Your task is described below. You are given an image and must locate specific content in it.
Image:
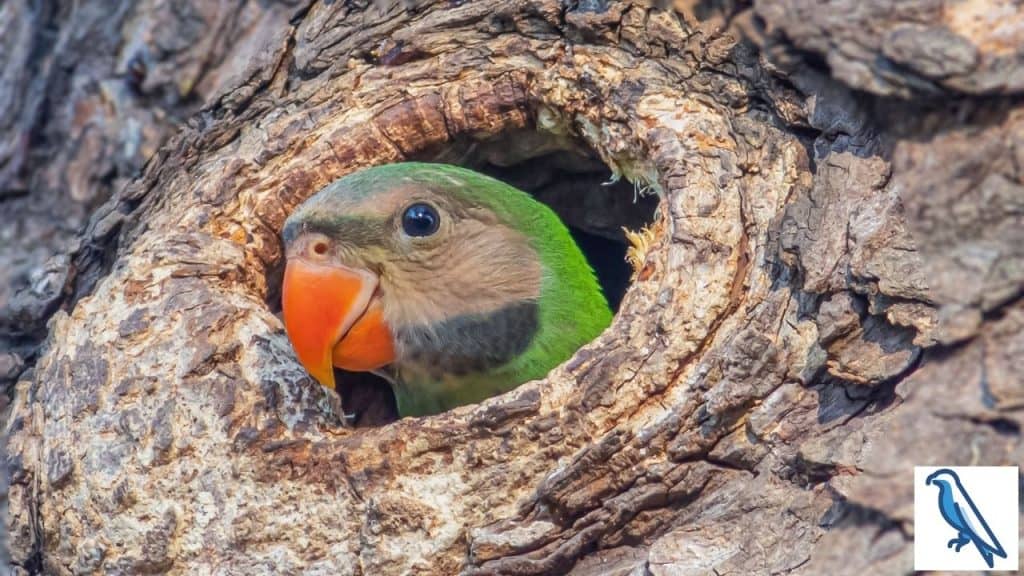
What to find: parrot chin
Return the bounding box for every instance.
[282,258,396,389]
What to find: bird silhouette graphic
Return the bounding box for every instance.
[925,468,1008,568]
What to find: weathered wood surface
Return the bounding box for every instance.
[3,0,1022,574]
[0,0,301,369]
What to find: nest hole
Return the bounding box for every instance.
[274,130,659,427]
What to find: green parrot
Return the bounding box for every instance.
[281,162,611,417]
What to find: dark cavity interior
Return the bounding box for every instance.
[275,130,658,427]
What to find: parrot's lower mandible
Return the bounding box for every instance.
[281,162,612,417]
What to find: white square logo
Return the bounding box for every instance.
[914,466,1019,571]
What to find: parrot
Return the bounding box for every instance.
[280,162,612,417]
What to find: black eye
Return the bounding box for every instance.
[401,203,440,237]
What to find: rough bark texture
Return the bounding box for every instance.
[3,0,1023,574]
[0,0,302,375]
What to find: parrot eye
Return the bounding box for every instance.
[401,203,440,237]
[301,234,332,258]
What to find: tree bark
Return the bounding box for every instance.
[3,1,1022,575]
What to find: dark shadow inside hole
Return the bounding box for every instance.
[335,369,398,427]
[271,133,658,427]
[568,228,631,311]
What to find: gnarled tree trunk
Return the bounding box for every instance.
[3,1,1022,574]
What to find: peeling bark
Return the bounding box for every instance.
[3,0,1022,575]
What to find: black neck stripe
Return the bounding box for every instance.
[396,300,540,377]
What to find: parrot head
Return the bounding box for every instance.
[281,163,581,401]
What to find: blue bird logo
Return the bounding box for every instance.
[925,468,1008,568]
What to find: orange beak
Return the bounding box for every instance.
[282,259,396,389]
